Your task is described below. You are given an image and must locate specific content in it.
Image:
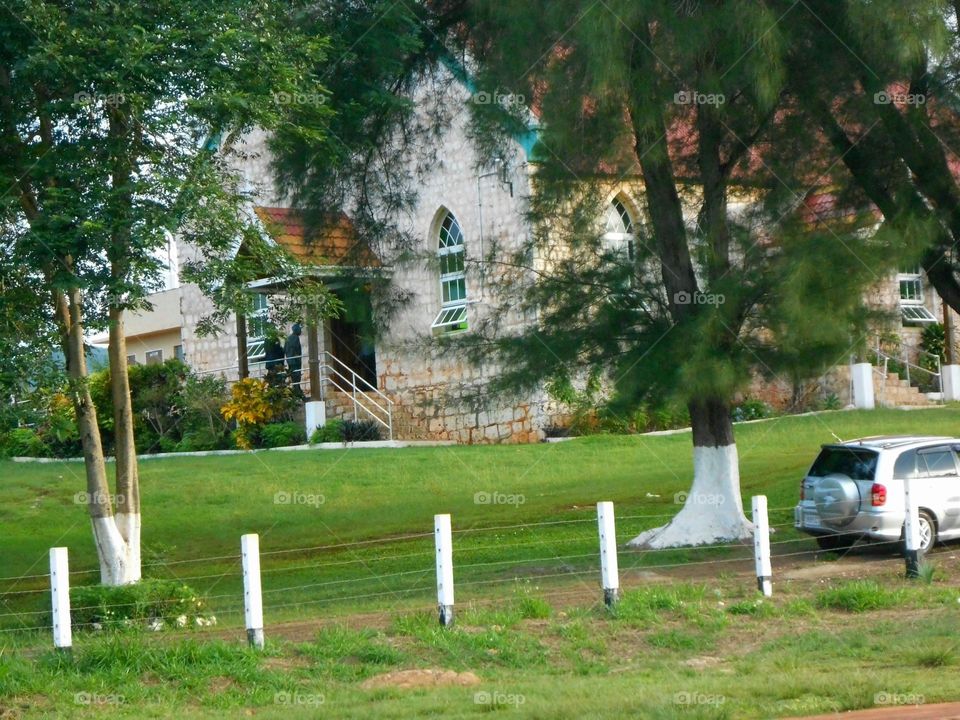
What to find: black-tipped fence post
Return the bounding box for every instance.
[903,479,921,579]
[596,501,620,607]
[241,534,265,648]
[434,514,455,627]
[752,496,773,597]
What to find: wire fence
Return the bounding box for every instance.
[0,499,916,649]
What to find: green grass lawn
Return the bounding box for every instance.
[4,407,960,718]
[4,407,960,632]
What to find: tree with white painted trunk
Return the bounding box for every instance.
[0,1,331,582]
[443,0,884,547]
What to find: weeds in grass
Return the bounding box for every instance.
[914,644,956,668]
[726,598,774,617]
[613,584,707,622]
[816,581,907,613]
[917,562,938,584]
[300,626,405,680]
[518,595,552,620]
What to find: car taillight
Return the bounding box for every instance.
[871,483,887,507]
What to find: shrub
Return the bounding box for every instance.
[342,419,382,442]
[731,399,772,422]
[176,374,231,448]
[174,426,230,453]
[38,393,81,457]
[68,580,211,630]
[0,428,46,457]
[221,378,298,449]
[260,421,307,448]
[310,419,345,444]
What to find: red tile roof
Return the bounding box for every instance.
[253,207,380,268]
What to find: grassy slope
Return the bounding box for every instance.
[3,408,960,627]
[4,408,960,718]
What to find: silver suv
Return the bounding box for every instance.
[795,436,960,554]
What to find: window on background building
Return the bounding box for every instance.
[431,211,469,334]
[897,266,936,323]
[145,350,163,365]
[174,345,184,362]
[247,294,270,359]
[603,197,637,288]
[126,353,137,365]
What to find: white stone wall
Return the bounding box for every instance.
[371,75,550,443]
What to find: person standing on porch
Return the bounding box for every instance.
[285,323,303,390]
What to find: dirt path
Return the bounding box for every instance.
[791,702,960,719]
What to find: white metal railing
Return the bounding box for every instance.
[196,349,393,440]
[318,351,393,440]
[871,339,943,402]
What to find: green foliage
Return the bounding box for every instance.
[259,421,307,448]
[127,360,190,453]
[921,323,946,362]
[68,580,208,629]
[0,428,46,458]
[518,595,552,620]
[726,598,775,617]
[731,399,773,423]
[816,581,906,613]
[819,394,842,411]
[613,585,707,622]
[221,378,299,450]
[341,419,382,442]
[87,360,232,455]
[310,419,345,444]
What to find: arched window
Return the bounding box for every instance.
[604,197,636,261]
[431,211,469,333]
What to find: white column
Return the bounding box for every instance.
[49,547,72,651]
[241,534,265,648]
[305,401,326,440]
[942,365,960,401]
[903,478,921,579]
[751,496,772,597]
[596,502,620,606]
[434,514,454,627]
[851,362,875,409]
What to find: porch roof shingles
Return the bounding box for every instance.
[254,206,381,269]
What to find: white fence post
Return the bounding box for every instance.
[49,547,72,651]
[241,534,265,648]
[434,514,454,627]
[596,501,620,606]
[751,496,772,597]
[903,478,921,579]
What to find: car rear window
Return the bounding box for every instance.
[808,447,878,481]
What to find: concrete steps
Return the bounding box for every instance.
[323,390,432,441]
[875,372,930,407]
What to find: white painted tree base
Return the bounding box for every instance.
[93,515,141,585]
[627,444,753,549]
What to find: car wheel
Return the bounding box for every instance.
[816,533,858,552]
[900,510,937,556]
[916,510,937,555]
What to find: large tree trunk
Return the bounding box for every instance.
[108,305,141,582]
[628,398,753,548]
[64,288,133,584]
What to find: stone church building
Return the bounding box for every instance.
[119,70,954,443]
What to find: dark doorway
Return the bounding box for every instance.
[328,288,377,388]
